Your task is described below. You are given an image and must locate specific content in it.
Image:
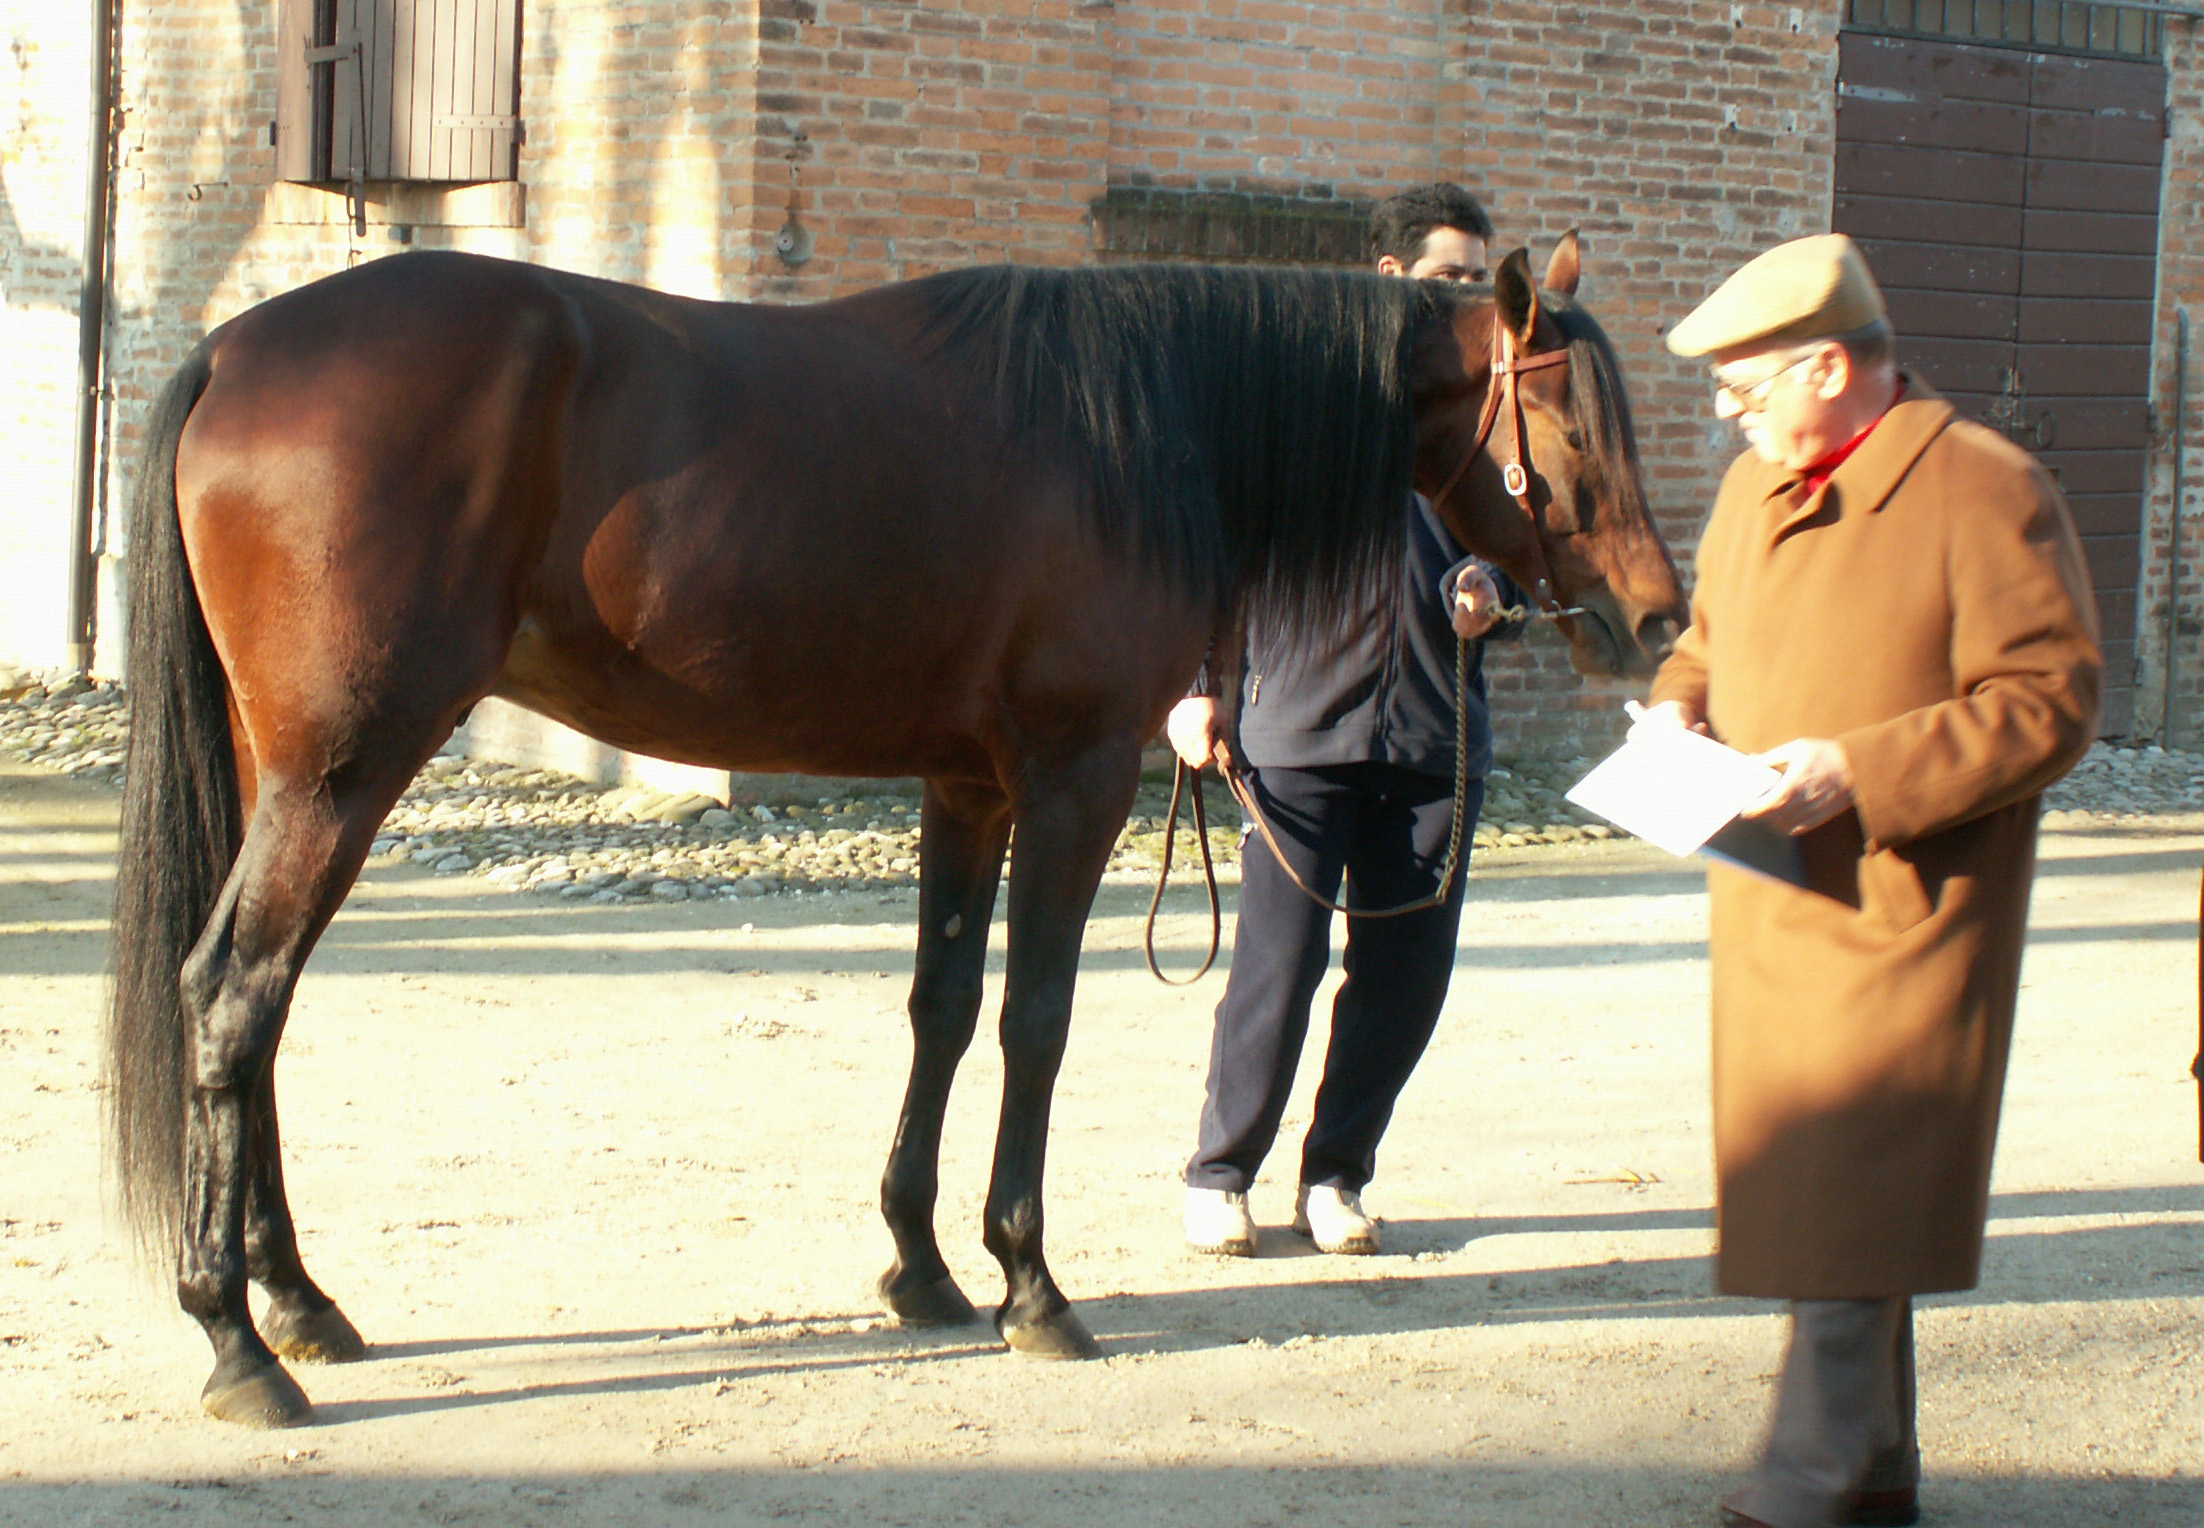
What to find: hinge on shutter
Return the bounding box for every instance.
[303,32,359,66]
[303,28,369,234]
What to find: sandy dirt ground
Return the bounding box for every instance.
[0,756,2199,1527]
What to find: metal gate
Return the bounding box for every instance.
[1833,26,2167,735]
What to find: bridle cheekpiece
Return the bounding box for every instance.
[1430,318,1581,621]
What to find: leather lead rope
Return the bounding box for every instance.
[1220,629,1473,920]
[1141,631,1470,985]
[1143,758,1222,984]
[1142,630,1470,981]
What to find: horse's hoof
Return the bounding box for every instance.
[879,1270,981,1327]
[201,1364,313,1428]
[998,1306,1101,1360]
[262,1301,368,1364]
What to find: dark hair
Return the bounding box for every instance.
[1369,183,1495,265]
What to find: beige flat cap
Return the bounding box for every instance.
[1664,233,1887,357]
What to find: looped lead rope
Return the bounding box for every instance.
[1143,756,1221,984]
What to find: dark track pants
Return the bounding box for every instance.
[1185,761,1482,1194]
[1726,1297,1920,1528]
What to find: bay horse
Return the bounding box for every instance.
[108,238,1686,1426]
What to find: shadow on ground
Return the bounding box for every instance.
[3,1459,2196,1528]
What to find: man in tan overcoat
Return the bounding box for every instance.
[1642,234,2101,1528]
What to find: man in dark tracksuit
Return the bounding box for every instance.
[1170,183,1519,1256]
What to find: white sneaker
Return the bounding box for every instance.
[1293,1183,1379,1255]
[1184,1187,1258,1257]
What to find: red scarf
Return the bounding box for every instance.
[1798,380,1906,498]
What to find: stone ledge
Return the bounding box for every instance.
[1090,186,1368,267]
[263,180,526,229]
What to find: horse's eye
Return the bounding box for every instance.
[1565,429,1586,452]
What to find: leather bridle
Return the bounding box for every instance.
[1429,318,1579,620]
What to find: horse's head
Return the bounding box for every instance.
[1410,235,1688,680]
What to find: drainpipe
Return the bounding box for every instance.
[2166,310,2189,745]
[67,0,119,678]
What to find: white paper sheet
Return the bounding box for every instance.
[1564,722,1782,858]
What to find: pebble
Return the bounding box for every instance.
[3,683,2195,902]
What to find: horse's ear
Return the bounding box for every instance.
[1543,229,1582,297]
[1495,247,1540,344]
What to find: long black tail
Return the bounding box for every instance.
[106,339,236,1260]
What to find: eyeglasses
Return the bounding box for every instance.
[1711,352,1820,411]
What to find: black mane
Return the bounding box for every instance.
[1544,294,1650,540]
[917,263,1457,638]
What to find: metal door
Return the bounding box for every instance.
[1834,29,2165,735]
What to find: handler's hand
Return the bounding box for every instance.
[1166,697,1228,772]
[1626,699,1709,738]
[1450,564,1504,639]
[1742,737,1855,835]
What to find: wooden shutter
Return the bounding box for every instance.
[275,0,333,181]
[285,0,521,184]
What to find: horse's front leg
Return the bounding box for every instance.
[986,740,1143,1359]
[878,778,1012,1326]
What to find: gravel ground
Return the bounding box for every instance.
[2,753,2199,1527]
[1,679,2195,905]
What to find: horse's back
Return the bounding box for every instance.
[169,252,1203,785]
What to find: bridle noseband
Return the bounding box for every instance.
[1429,319,1582,621]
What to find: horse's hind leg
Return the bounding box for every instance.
[247,1069,367,1363]
[179,771,410,1425]
[207,736,361,1360]
[878,779,1012,1326]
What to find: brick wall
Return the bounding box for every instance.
[1443,1,1844,758]
[2,0,2193,758]
[1106,1,1452,193]
[745,0,1114,298]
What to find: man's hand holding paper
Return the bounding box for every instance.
[1566,708,1781,859]
[1626,703,1854,839]
[1739,736,1855,836]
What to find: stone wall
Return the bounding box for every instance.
[1,0,2194,778]
[2145,21,2204,746]
[0,3,97,675]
